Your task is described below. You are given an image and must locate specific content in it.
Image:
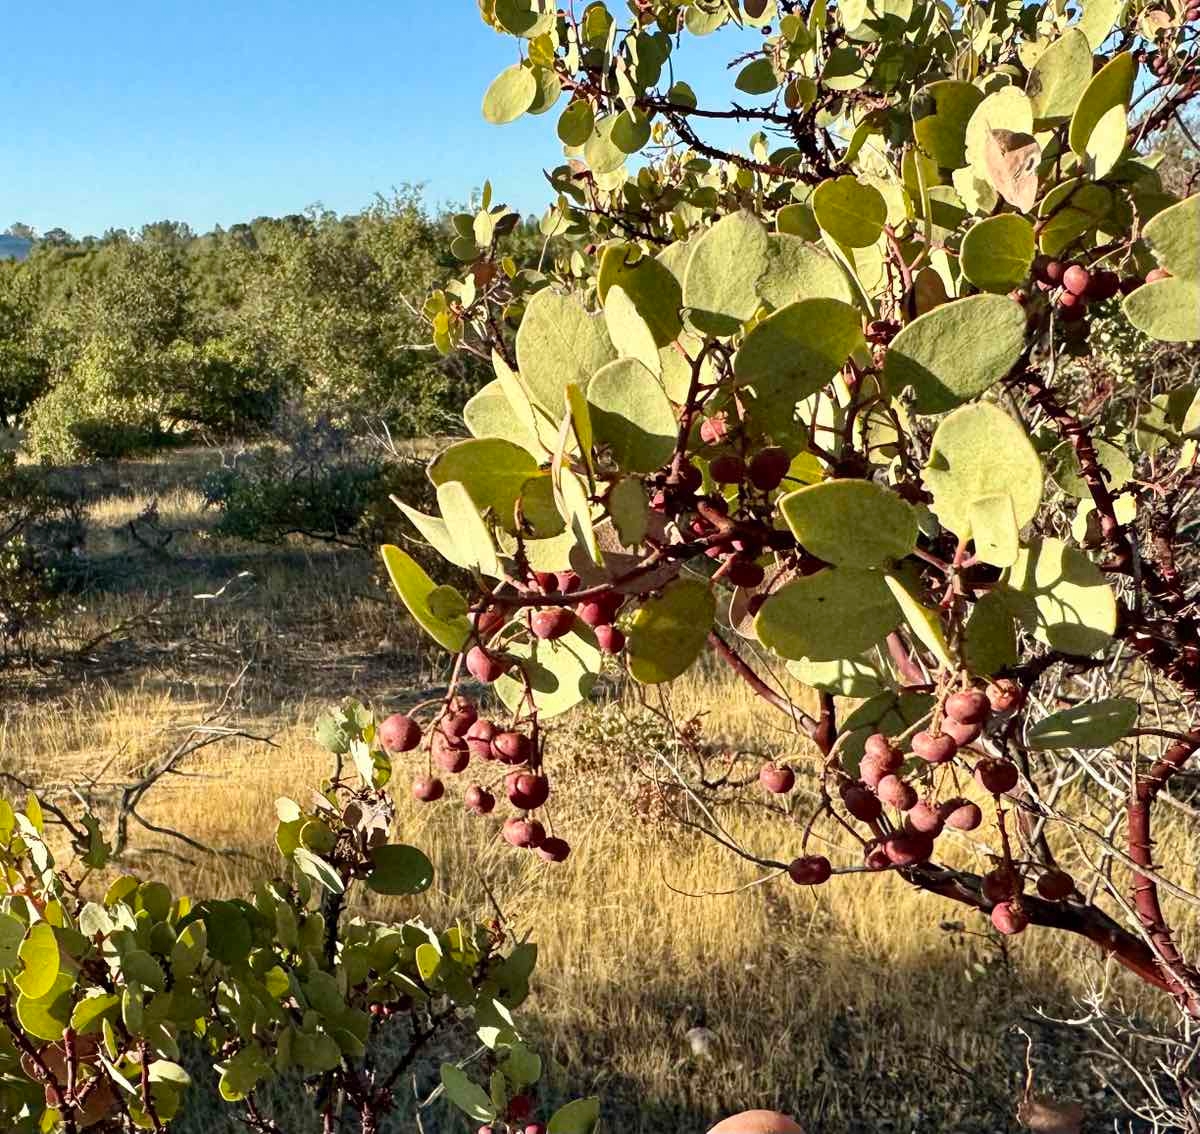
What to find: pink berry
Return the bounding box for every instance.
[378,714,421,753]
[787,855,832,885]
[412,775,444,803]
[990,900,1029,935]
[464,785,496,815]
[530,607,575,640]
[975,757,1019,795]
[759,763,795,794]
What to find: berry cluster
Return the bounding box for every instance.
[784,678,1077,937]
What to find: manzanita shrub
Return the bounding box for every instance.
[389,0,1200,1041]
[0,701,598,1133]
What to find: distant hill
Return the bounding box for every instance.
[0,235,31,260]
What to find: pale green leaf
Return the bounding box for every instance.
[1026,697,1137,750]
[780,480,917,567]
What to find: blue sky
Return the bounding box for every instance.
[1,2,757,237]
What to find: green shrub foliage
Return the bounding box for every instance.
[382,0,1200,1046]
[0,703,594,1132]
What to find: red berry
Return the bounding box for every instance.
[860,747,903,788]
[982,866,1024,902]
[787,855,832,885]
[577,593,621,627]
[864,842,891,870]
[1086,270,1120,301]
[944,690,991,725]
[535,837,571,863]
[906,799,944,836]
[466,645,509,683]
[884,830,933,866]
[378,714,421,753]
[840,783,882,822]
[432,733,469,774]
[1146,266,1172,283]
[525,1125,548,1134]
[710,454,747,484]
[1062,264,1091,296]
[1036,869,1075,901]
[759,763,795,794]
[975,757,1019,795]
[986,678,1025,714]
[464,785,496,815]
[502,818,545,849]
[864,733,899,760]
[700,415,728,445]
[471,609,506,641]
[726,557,765,588]
[555,570,581,593]
[748,447,789,492]
[440,699,478,737]
[412,775,445,803]
[465,719,497,759]
[595,623,626,654]
[506,772,550,810]
[533,571,559,594]
[990,900,1029,936]
[941,717,982,746]
[492,731,532,765]
[508,1095,534,1121]
[676,462,703,493]
[530,607,575,640]
[877,775,917,811]
[1056,291,1087,321]
[1042,259,1065,284]
[941,799,982,831]
[911,730,958,764]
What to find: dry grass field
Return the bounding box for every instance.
[1,449,1192,1133]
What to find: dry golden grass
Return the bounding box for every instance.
[2,449,1193,1131]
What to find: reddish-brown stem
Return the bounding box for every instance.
[1129,729,1200,1012]
[706,629,819,737]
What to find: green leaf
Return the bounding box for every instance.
[780,480,917,567]
[495,0,556,36]
[885,296,1027,414]
[482,64,538,125]
[429,438,540,535]
[923,402,1044,537]
[607,478,649,546]
[1142,194,1200,280]
[70,991,121,1035]
[884,574,954,672]
[627,578,717,683]
[1037,180,1113,256]
[734,298,864,405]
[597,245,683,347]
[1026,29,1093,123]
[494,628,602,718]
[604,285,661,377]
[812,176,887,248]
[440,1064,497,1123]
[584,115,627,174]
[1083,100,1127,179]
[16,922,60,1000]
[960,215,1035,294]
[293,847,345,895]
[1003,537,1117,656]
[735,58,780,94]
[463,380,545,457]
[965,87,1034,180]
[548,1097,601,1134]
[121,949,165,992]
[366,845,434,896]
[515,289,615,415]
[202,901,253,965]
[587,358,677,473]
[1075,0,1124,49]
[380,545,471,653]
[436,482,501,578]
[787,657,887,698]
[683,211,771,336]
[912,80,984,168]
[758,235,855,308]
[1069,52,1134,160]
[15,974,74,1043]
[1122,277,1200,342]
[395,501,473,571]
[0,913,25,971]
[558,100,595,146]
[612,108,651,153]
[963,591,1018,676]
[217,1045,271,1102]
[755,569,899,661]
[1027,698,1138,750]
[968,493,1020,568]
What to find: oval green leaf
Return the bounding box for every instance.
[627,578,716,683]
[780,480,917,567]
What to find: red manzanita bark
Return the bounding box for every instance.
[1128,729,1200,1013]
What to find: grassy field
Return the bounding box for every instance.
[2,448,1191,1133]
